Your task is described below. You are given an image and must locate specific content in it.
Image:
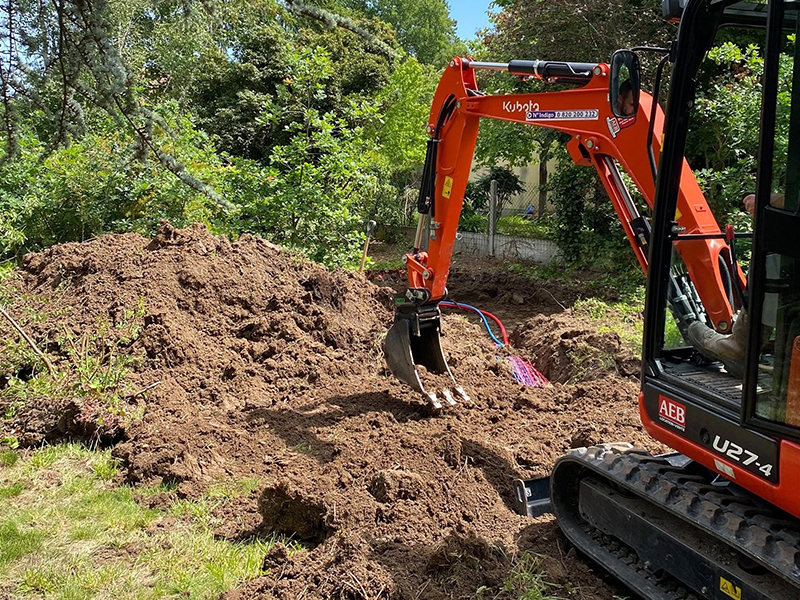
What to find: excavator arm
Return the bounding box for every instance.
[385,55,743,406]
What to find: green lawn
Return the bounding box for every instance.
[0,443,285,600]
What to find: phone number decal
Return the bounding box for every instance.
[526,109,599,121]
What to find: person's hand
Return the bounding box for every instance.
[743,194,756,216]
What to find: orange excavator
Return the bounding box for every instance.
[384,47,743,409]
[383,0,800,597]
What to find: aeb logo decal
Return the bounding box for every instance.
[658,395,686,431]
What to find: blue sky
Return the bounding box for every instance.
[450,1,494,40]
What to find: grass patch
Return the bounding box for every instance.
[568,341,619,384]
[367,255,405,271]
[479,553,564,600]
[509,262,645,307]
[0,482,24,499]
[0,450,18,467]
[0,443,283,599]
[573,297,644,357]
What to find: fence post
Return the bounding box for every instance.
[488,179,498,257]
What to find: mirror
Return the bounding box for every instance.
[610,50,641,119]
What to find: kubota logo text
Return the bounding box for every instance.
[658,395,686,431]
[502,100,539,113]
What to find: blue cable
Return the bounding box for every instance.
[440,301,504,347]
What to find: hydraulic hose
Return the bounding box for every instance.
[439,301,510,346]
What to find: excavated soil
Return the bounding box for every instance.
[0,224,664,600]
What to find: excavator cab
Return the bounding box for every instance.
[641,0,800,477]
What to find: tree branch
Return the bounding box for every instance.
[0,305,58,378]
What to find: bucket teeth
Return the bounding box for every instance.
[441,389,457,406]
[426,392,443,410]
[384,310,469,410]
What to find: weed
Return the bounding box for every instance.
[3,398,24,419]
[572,297,644,358]
[115,297,146,344]
[498,553,564,600]
[18,567,58,593]
[0,261,13,283]
[292,440,314,455]
[0,450,18,467]
[206,477,261,501]
[0,521,46,566]
[30,445,63,468]
[1,436,19,449]
[664,316,686,349]
[91,453,119,480]
[568,342,617,384]
[368,256,405,271]
[2,292,147,431]
[0,482,24,499]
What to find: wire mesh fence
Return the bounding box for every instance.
[502,187,555,219]
[390,177,556,240]
[384,177,561,263]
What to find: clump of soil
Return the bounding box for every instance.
[1,223,663,600]
[258,482,330,543]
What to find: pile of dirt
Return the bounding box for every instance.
[0,224,662,600]
[511,312,641,384]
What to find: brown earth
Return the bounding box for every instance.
[0,223,664,600]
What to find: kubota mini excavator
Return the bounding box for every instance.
[383,0,800,597]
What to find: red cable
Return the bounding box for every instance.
[476,308,510,346]
[441,301,510,346]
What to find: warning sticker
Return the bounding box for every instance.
[442,176,453,199]
[442,177,453,198]
[720,576,742,600]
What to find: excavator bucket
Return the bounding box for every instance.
[384,317,469,409]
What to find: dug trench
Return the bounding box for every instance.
[0,223,664,599]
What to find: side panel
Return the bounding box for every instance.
[639,389,800,518]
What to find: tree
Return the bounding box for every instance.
[487,0,671,64]
[0,0,457,267]
[346,0,465,65]
[472,0,673,266]
[465,166,524,217]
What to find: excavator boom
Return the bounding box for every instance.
[385,54,742,406]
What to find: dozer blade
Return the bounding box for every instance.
[383,318,469,409]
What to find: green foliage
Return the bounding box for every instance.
[497,215,554,240]
[492,553,564,600]
[0,106,229,257]
[465,166,525,214]
[227,46,377,267]
[548,146,633,268]
[0,451,19,467]
[1,0,456,269]
[686,42,766,223]
[485,0,671,66]
[369,57,438,171]
[458,203,487,233]
[1,301,146,435]
[347,0,465,65]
